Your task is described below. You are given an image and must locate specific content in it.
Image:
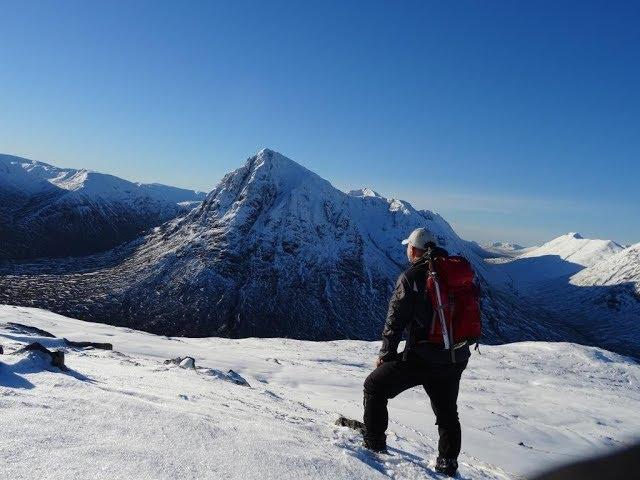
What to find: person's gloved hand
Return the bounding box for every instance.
[376,351,399,367]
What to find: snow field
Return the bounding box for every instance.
[1,305,639,479]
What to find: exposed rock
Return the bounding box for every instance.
[164,356,196,369]
[335,416,365,433]
[164,356,248,385]
[12,342,66,370]
[5,322,55,338]
[179,357,196,369]
[226,369,250,386]
[64,338,113,350]
[2,323,112,351]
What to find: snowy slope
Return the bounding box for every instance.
[0,154,205,259]
[1,305,639,480]
[483,236,640,358]
[0,155,56,195]
[532,244,640,358]
[0,149,566,344]
[490,232,624,288]
[571,243,640,289]
[520,233,623,268]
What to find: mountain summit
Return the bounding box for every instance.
[519,232,624,269]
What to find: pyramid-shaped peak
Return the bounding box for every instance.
[254,148,302,168]
[203,149,332,209]
[242,148,329,189]
[256,147,277,157]
[249,148,312,173]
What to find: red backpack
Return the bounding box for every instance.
[425,253,481,355]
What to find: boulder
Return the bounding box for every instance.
[13,342,66,370]
[164,356,196,369]
[179,357,196,369]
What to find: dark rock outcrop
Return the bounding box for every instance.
[63,339,113,350]
[12,342,66,370]
[5,322,56,338]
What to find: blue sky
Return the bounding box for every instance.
[1,1,638,246]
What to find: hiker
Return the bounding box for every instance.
[362,227,473,477]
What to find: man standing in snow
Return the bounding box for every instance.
[363,227,470,477]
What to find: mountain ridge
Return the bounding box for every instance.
[0,149,637,357]
[0,153,206,260]
[0,149,558,343]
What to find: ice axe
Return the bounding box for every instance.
[426,246,456,363]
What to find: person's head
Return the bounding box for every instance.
[401,228,437,263]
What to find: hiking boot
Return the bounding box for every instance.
[435,457,458,476]
[362,436,387,453]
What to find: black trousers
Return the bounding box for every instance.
[363,354,467,459]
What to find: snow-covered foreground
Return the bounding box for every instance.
[1,306,639,479]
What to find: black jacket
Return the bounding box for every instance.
[379,247,471,364]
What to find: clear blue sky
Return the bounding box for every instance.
[1,1,638,246]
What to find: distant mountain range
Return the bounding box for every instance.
[488,232,625,286]
[480,242,534,258]
[0,149,638,357]
[488,232,638,356]
[0,154,205,259]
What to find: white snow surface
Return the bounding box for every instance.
[489,232,625,288]
[1,305,639,480]
[485,235,640,358]
[519,233,623,268]
[0,154,55,194]
[0,153,207,259]
[571,243,640,290]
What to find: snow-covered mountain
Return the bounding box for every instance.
[0,154,205,259]
[535,243,640,357]
[571,243,640,288]
[2,305,639,479]
[490,242,526,251]
[0,149,636,357]
[481,242,534,258]
[520,232,623,267]
[0,149,570,344]
[487,232,638,357]
[490,232,625,287]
